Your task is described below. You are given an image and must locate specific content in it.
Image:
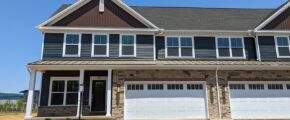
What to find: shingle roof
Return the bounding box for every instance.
[51,4,275,30]
[29,60,290,66]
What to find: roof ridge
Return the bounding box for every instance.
[130,6,275,10]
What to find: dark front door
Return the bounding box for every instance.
[91,80,106,112]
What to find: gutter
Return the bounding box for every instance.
[215,67,222,119]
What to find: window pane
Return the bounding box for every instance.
[65,45,79,55]
[218,38,229,48]
[231,38,243,48]
[181,48,192,57]
[218,48,230,57]
[181,37,192,47]
[268,84,283,90]
[287,84,290,90]
[51,93,64,105]
[52,81,65,92]
[122,46,134,55]
[94,45,107,55]
[122,35,134,45]
[167,37,179,47]
[277,37,289,46]
[66,34,79,44]
[67,81,79,92]
[66,93,78,105]
[249,84,264,90]
[94,35,107,44]
[232,48,244,57]
[167,47,179,57]
[278,47,290,56]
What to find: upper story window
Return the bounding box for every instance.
[275,36,290,58]
[166,37,194,58]
[120,35,136,57]
[92,34,109,57]
[49,78,79,106]
[63,34,81,57]
[216,37,245,59]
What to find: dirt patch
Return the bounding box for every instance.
[0,113,36,120]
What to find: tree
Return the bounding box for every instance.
[16,100,24,112]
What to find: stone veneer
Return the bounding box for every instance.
[38,106,90,117]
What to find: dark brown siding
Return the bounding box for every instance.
[52,0,147,28]
[263,7,290,30]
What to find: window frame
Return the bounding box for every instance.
[119,34,137,57]
[91,34,109,57]
[62,33,82,57]
[215,36,246,59]
[48,77,79,106]
[274,36,290,58]
[165,36,195,58]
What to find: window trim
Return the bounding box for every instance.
[91,33,109,57]
[48,77,80,106]
[62,33,82,57]
[119,34,137,57]
[215,36,246,59]
[165,36,195,58]
[274,36,290,58]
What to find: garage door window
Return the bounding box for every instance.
[287,84,290,90]
[168,84,183,90]
[249,84,264,90]
[127,84,143,90]
[268,84,283,90]
[187,84,203,90]
[230,84,245,90]
[148,84,163,90]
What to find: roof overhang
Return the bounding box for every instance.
[254,1,290,31]
[37,0,159,30]
[160,30,252,36]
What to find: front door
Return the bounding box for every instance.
[91,80,106,112]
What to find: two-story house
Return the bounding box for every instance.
[25,0,290,119]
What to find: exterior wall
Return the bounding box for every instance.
[263,7,290,30]
[42,33,154,60]
[38,106,90,117]
[258,36,290,61]
[52,0,147,28]
[156,36,257,60]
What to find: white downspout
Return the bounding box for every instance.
[215,67,222,119]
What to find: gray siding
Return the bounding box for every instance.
[258,36,290,61]
[195,37,216,60]
[244,37,257,60]
[42,33,154,60]
[156,36,165,59]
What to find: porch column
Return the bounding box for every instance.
[106,69,112,116]
[77,69,85,117]
[25,69,37,119]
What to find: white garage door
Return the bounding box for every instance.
[229,82,290,119]
[125,81,208,120]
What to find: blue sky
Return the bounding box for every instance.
[0,0,287,93]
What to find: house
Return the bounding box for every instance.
[25,0,290,119]
[0,93,23,105]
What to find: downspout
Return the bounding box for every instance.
[215,67,222,119]
[248,30,261,61]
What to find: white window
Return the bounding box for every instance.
[63,34,81,57]
[216,37,245,59]
[148,84,164,90]
[229,84,245,90]
[127,84,143,90]
[275,36,290,58]
[120,35,136,57]
[49,78,79,106]
[92,34,109,57]
[167,84,183,90]
[166,36,194,58]
[268,84,283,90]
[187,84,203,90]
[249,84,264,90]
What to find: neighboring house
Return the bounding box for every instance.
[25,0,290,119]
[0,93,23,105]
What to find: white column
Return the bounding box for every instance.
[25,69,37,119]
[106,69,112,116]
[77,69,85,117]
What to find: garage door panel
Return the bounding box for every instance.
[230,82,290,119]
[125,82,208,120]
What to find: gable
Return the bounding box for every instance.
[263,7,290,30]
[51,0,148,28]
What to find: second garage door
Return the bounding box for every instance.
[125,81,208,120]
[229,82,290,119]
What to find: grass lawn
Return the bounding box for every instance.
[0,112,36,120]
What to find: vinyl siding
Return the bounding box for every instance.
[195,37,216,60]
